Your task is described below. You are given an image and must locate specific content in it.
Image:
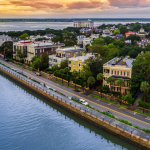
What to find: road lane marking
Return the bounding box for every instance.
[134,112,137,115]
[108,103,111,105]
[2,60,150,126]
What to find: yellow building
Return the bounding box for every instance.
[69,53,95,72]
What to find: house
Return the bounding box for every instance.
[73,19,94,28]
[69,53,95,72]
[79,28,92,34]
[137,38,150,47]
[83,37,93,48]
[125,31,135,38]
[103,56,135,94]
[136,28,149,39]
[110,26,118,31]
[49,46,85,68]
[90,34,100,39]
[115,34,123,40]
[13,40,65,64]
[0,35,11,46]
[101,29,113,37]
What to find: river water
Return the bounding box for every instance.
[0,21,149,32]
[0,72,140,150]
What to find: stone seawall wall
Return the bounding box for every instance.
[0,67,150,150]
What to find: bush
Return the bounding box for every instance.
[112,91,120,97]
[141,128,150,133]
[122,93,135,104]
[23,75,28,78]
[101,86,110,93]
[138,101,150,109]
[71,98,82,104]
[46,68,52,71]
[118,119,132,126]
[101,111,116,119]
[49,88,53,91]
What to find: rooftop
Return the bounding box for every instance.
[69,53,95,62]
[104,56,135,68]
[56,46,85,52]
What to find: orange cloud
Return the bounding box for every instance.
[9,1,63,9]
[66,0,107,9]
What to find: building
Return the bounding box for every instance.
[73,19,94,28]
[69,53,95,72]
[0,35,11,46]
[136,28,149,39]
[90,34,100,39]
[137,38,150,47]
[49,46,85,68]
[125,31,135,38]
[103,56,135,94]
[83,37,93,48]
[115,34,123,40]
[13,40,65,64]
[101,29,113,37]
[79,28,92,34]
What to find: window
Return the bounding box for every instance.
[118,71,119,75]
[104,69,105,72]
[127,72,129,76]
[124,72,126,76]
[73,68,75,71]
[35,50,37,53]
[114,71,116,75]
[117,87,120,91]
[73,62,75,66]
[120,71,122,75]
[43,49,44,52]
[112,70,113,75]
[76,52,78,56]
[78,63,81,67]
[40,49,42,53]
[78,69,80,72]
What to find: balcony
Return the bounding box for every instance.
[103,73,110,76]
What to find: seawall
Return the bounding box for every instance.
[0,66,150,150]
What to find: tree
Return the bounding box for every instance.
[92,38,105,45]
[140,81,150,113]
[72,70,79,90]
[19,33,30,40]
[103,36,115,45]
[80,71,86,92]
[116,78,125,104]
[97,73,104,87]
[126,34,140,44]
[85,44,90,51]
[113,30,120,35]
[87,77,96,89]
[119,26,128,35]
[64,40,76,46]
[40,52,49,70]
[106,77,115,100]
[59,69,64,83]
[60,60,68,69]
[52,64,59,81]
[51,35,62,43]
[64,67,70,86]
[32,58,41,71]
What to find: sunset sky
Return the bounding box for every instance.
[0,0,150,18]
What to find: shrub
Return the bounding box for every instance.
[49,88,53,91]
[46,68,52,71]
[23,75,28,78]
[71,98,82,104]
[101,111,116,119]
[122,93,135,104]
[101,86,110,93]
[141,128,150,133]
[118,119,132,126]
[138,101,150,109]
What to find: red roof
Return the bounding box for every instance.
[125,31,135,34]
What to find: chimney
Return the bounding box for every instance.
[74,53,76,58]
[122,60,125,65]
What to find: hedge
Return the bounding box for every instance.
[70,77,86,86]
[138,101,150,109]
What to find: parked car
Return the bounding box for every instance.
[20,72,24,75]
[35,72,41,76]
[29,77,34,80]
[72,96,79,101]
[80,99,89,105]
[106,111,113,115]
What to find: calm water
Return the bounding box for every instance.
[0,21,149,32]
[0,72,140,150]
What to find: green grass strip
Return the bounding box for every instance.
[116,104,128,108]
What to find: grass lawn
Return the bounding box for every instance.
[116,104,128,108]
[135,110,150,117]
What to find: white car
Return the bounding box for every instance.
[80,99,89,105]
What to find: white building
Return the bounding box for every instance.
[73,19,94,28]
[0,35,11,46]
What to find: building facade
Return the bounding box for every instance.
[73,19,94,28]
[103,56,135,94]
[49,46,85,68]
[136,28,149,39]
[0,35,11,46]
[69,53,95,72]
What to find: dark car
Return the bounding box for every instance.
[106,111,113,115]
[72,96,79,101]
[20,72,24,75]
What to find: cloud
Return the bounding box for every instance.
[108,0,150,8]
[66,0,107,9]
[9,1,63,9]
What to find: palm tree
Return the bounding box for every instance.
[87,77,96,90]
[64,67,70,86]
[4,47,8,58]
[52,64,59,81]
[97,73,104,97]
[116,78,125,105]
[97,73,104,86]
[80,71,86,92]
[140,81,150,113]
[106,76,115,100]
[36,58,41,72]
[72,70,79,90]
[59,69,64,83]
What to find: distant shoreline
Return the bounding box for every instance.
[0,20,150,23]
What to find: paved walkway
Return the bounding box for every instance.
[134,91,143,108]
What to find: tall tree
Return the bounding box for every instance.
[19,33,30,40]
[116,78,125,104]
[97,73,104,87]
[140,81,150,113]
[106,76,115,100]
[72,70,79,90]
[59,69,64,83]
[64,67,70,86]
[80,71,86,92]
[87,77,96,89]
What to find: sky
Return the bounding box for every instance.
[0,0,150,18]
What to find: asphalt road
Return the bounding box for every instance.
[1,59,150,129]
